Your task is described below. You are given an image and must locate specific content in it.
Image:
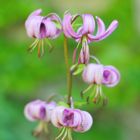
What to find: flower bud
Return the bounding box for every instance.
[24,100,56,122]
[102,66,120,87]
[82,64,104,84]
[78,40,90,64]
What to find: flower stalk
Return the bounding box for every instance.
[63,35,73,107]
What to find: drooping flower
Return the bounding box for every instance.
[25,9,62,57]
[102,65,120,87]
[51,106,93,139]
[82,64,120,104]
[63,12,118,64]
[24,99,56,122]
[24,100,57,136]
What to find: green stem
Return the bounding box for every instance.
[63,35,72,106]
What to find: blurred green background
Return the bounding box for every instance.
[0,0,140,140]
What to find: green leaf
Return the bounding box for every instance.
[58,101,69,108]
[74,101,87,107]
[72,64,85,75]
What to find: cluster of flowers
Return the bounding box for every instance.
[24,8,120,139]
[25,9,118,63]
[24,100,93,138]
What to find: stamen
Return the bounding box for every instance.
[68,129,73,140]
[93,85,100,104]
[90,55,101,64]
[81,84,93,98]
[32,121,43,137]
[62,129,68,140]
[41,40,45,57]
[28,39,39,53]
[45,38,54,52]
[38,41,41,58]
[55,128,66,140]
[99,86,108,106]
[89,86,96,99]
[44,123,48,134]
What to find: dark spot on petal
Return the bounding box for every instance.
[39,106,46,119]
[103,70,110,79]
[63,109,74,127]
[40,23,46,38]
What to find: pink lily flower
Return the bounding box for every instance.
[25,9,62,57]
[24,100,56,122]
[82,64,120,104]
[63,12,118,64]
[24,100,56,136]
[82,64,120,86]
[51,106,93,139]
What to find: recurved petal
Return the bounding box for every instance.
[95,16,106,36]
[45,101,56,122]
[88,20,118,42]
[47,13,62,25]
[51,106,65,128]
[46,13,62,37]
[25,9,42,35]
[25,14,43,38]
[28,9,42,18]
[24,100,47,121]
[82,14,95,34]
[43,19,57,38]
[74,111,93,132]
[72,110,82,127]
[63,13,81,39]
[102,65,120,87]
[32,17,44,38]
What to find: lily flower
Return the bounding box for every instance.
[82,64,120,104]
[24,99,56,122]
[24,100,56,136]
[63,12,118,64]
[51,106,93,139]
[25,9,62,57]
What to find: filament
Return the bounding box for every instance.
[41,40,44,57]
[62,129,68,140]
[28,39,39,52]
[90,55,101,64]
[45,38,54,52]
[68,129,73,140]
[37,40,41,58]
[81,84,93,97]
[55,128,66,140]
